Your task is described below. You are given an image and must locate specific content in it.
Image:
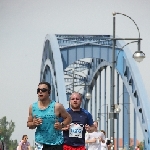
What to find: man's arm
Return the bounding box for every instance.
[54,103,72,130]
[97,132,106,142]
[85,112,95,133]
[85,138,97,143]
[27,105,36,129]
[27,105,42,129]
[58,103,72,126]
[85,133,97,143]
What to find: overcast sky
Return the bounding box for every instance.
[0,0,150,145]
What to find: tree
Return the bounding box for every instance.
[129,145,134,150]
[9,140,18,150]
[139,141,144,150]
[0,116,17,149]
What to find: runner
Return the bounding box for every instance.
[85,122,105,150]
[27,81,72,150]
[100,130,112,150]
[62,92,95,150]
[18,135,31,150]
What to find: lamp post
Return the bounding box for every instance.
[72,67,75,92]
[97,104,109,137]
[71,67,92,109]
[76,81,91,110]
[110,12,145,150]
[115,103,130,150]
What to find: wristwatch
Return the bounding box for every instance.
[61,122,65,128]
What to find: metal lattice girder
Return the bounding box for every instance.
[66,60,92,72]
[40,34,150,149]
[56,35,113,48]
[64,70,86,81]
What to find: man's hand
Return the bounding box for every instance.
[33,116,42,126]
[86,138,97,143]
[62,124,70,131]
[54,120,62,130]
[85,124,91,131]
[101,139,105,143]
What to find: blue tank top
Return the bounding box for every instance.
[32,100,63,145]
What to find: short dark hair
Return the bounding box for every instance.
[38,82,51,90]
[22,135,27,140]
[100,130,106,135]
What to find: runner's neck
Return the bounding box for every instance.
[39,99,51,108]
[71,108,81,111]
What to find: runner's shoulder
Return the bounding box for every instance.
[81,108,91,115]
[55,102,64,109]
[66,108,72,112]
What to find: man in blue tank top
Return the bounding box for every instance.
[27,82,72,150]
[62,92,95,150]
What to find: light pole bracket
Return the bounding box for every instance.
[109,112,118,119]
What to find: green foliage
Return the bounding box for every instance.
[139,141,144,150]
[129,145,134,150]
[31,146,35,150]
[129,141,144,150]
[0,116,18,149]
[9,140,18,150]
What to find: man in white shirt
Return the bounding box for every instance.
[85,121,105,150]
[100,130,112,150]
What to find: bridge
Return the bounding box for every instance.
[40,34,150,149]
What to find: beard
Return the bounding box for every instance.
[71,104,80,109]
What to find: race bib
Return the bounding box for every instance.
[69,123,83,138]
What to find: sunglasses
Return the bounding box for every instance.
[37,88,48,94]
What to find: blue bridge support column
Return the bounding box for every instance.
[134,109,137,148]
[116,73,120,150]
[123,83,130,149]
[99,71,102,130]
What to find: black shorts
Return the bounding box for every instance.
[42,144,63,150]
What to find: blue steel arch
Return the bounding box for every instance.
[40,35,67,108]
[40,34,150,149]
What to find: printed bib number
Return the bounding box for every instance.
[69,123,83,138]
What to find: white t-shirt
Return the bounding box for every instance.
[101,138,108,150]
[85,131,105,150]
[85,132,89,149]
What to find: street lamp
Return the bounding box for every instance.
[133,51,145,62]
[85,92,92,100]
[110,12,145,150]
[114,104,121,113]
[84,91,92,110]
